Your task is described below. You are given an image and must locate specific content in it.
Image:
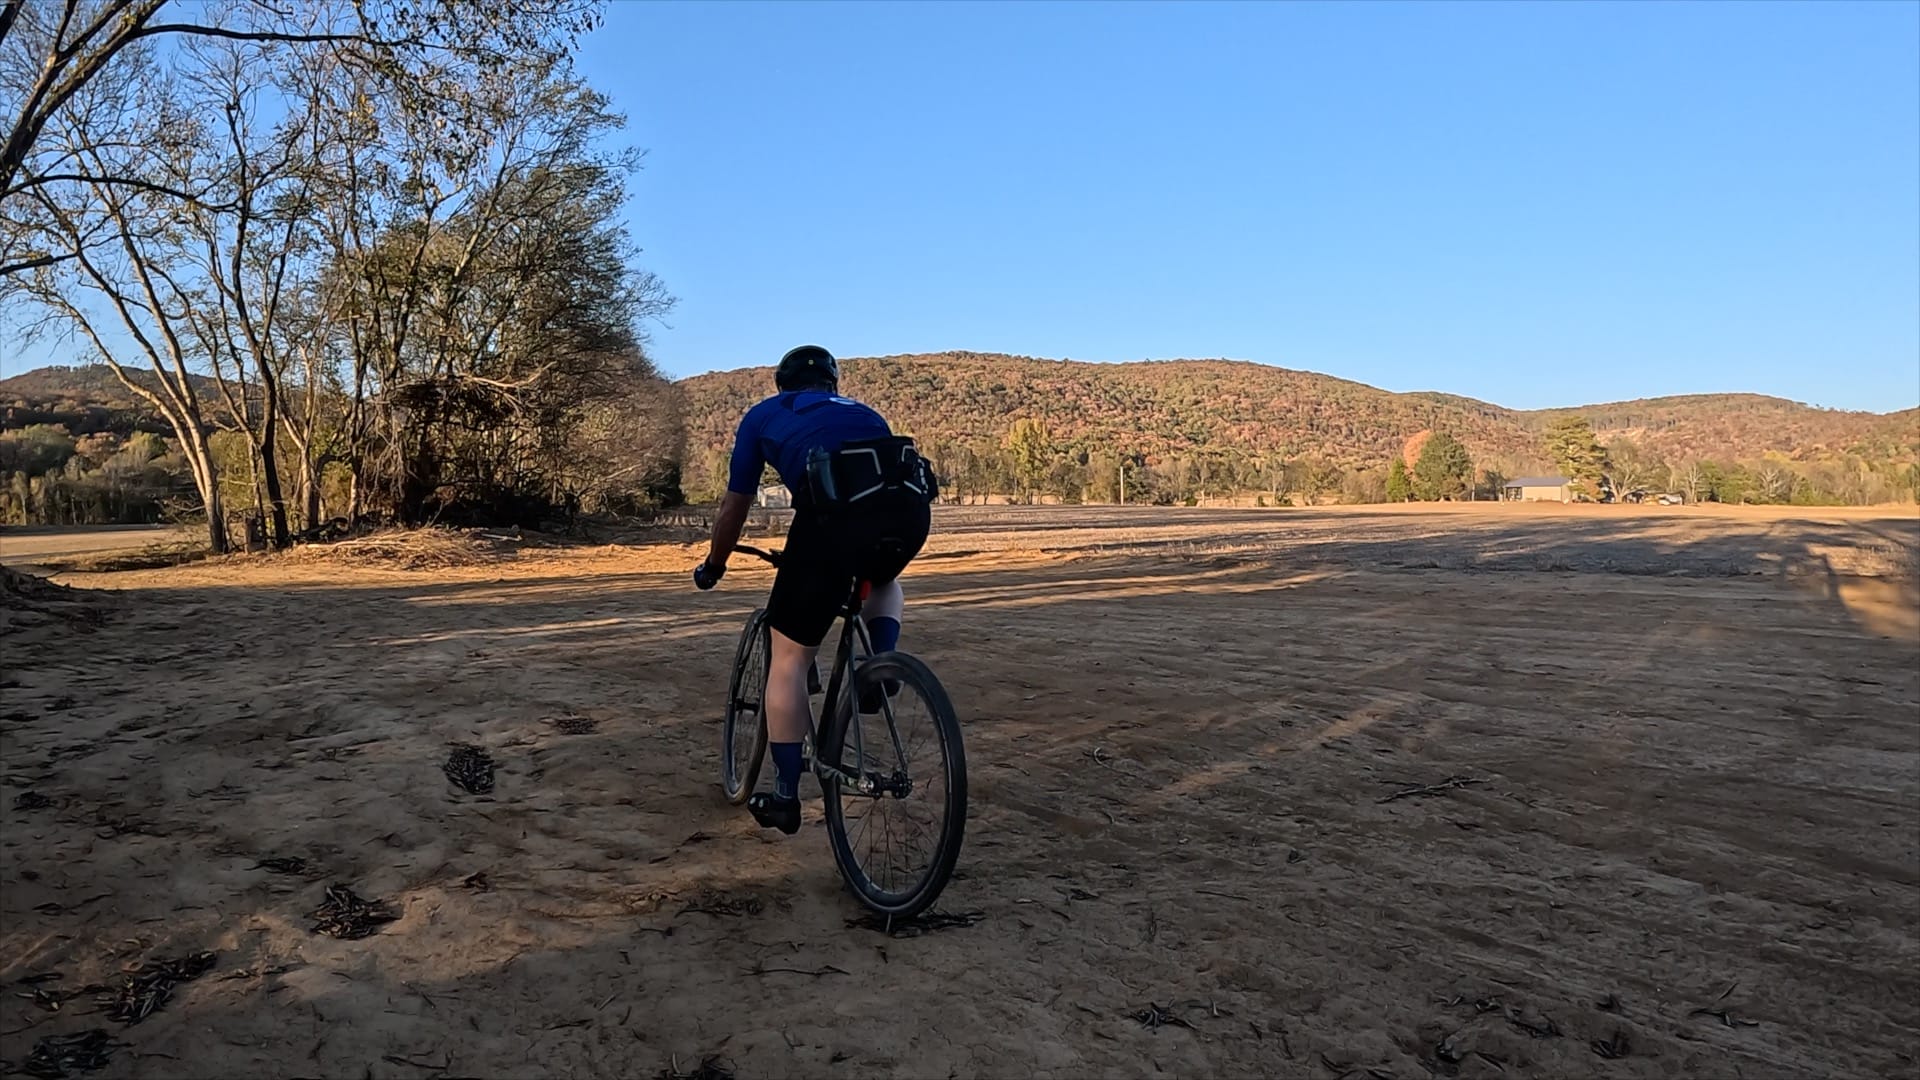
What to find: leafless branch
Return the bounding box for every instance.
[0,0,24,52]
[6,171,238,209]
[131,23,409,48]
[0,250,80,276]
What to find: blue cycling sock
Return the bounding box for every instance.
[868,616,901,655]
[770,742,804,800]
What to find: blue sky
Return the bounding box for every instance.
[5,1,1914,412]
[580,0,1919,411]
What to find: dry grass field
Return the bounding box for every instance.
[2,504,1916,1079]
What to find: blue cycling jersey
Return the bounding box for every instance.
[726,390,893,497]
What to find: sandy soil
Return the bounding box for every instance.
[2,505,1916,1079]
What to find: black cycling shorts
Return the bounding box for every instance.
[763,500,931,648]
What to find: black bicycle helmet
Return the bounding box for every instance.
[775,344,838,391]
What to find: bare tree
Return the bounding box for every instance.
[4,0,687,547]
[1,0,602,218]
[1671,460,1706,503]
[150,35,313,546]
[547,359,684,515]
[1605,438,1662,500]
[4,0,639,549]
[6,42,234,550]
[1754,463,1793,504]
[317,59,673,524]
[273,276,350,531]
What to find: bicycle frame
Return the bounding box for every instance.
[811,595,874,792]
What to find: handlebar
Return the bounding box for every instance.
[695,544,780,590]
[734,544,782,567]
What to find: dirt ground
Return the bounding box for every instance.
[2,504,1916,1079]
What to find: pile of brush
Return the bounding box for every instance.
[284,527,512,570]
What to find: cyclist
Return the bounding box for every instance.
[693,345,935,835]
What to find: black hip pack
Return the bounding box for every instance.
[803,436,938,511]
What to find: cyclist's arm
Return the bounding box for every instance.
[705,490,751,570]
[706,411,765,570]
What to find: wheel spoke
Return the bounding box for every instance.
[849,793,874,852]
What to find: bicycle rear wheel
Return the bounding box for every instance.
[820,651,967,917]
[720,608,771,805]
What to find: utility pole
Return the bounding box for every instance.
[1119,460,1127,506]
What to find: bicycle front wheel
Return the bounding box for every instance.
[720,608,771,805]
[821,651,967,918]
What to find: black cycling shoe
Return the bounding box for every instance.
[747,792,801,835]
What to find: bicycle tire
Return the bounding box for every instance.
[820,651,967,918]
[720,608,771,805]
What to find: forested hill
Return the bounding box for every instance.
[8,355,1916,507]
[0,365,215,437]
[678,352,1917,492]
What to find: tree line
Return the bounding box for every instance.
[10,384,1914,529]
[1537,416,1918,507]
[0,423,189,525]
[677,356,1917,509]
[2,0,680,550]
[821,415,1916,509]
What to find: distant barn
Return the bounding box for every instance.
[1504,476,1572,503]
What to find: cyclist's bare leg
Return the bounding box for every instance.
[750,628,816,835]
[765,629,817,746]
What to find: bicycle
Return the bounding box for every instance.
[718,543,967,917]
